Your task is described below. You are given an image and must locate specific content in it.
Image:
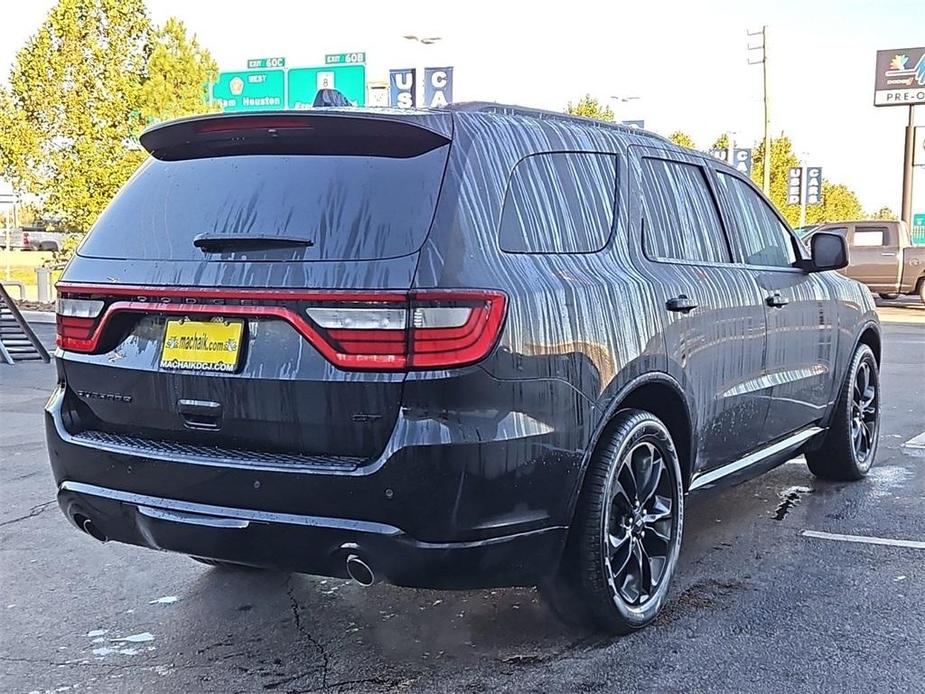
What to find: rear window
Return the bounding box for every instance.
[79,147,449,262]
[852,227,887,247]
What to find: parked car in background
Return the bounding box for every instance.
[0,226,70,252]
[793,224,819,240]
[805,220,925,303]
[47,105,881,635]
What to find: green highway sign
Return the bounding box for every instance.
[325,52,366,65]
[913,213,925,246]
[288,65,366,108]
[247,57,286,69]
[212,70,285,112]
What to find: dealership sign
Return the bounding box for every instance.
[389,68,417,108]
[423,67,454,107]
[873,47,925,106]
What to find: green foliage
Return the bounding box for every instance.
[0,0,218,235]
[565,95,614,122]
[805,183,863,225]
[749,135,801,226]
[868,206,897,221]
[140,17,218,123]
[668,131,696,149]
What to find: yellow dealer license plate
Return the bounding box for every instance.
[160,318,244,373]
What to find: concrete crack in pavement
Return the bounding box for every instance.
[0,500,55,527]
[285,576,330,689]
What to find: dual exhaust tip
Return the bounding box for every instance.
[73,513,377,587]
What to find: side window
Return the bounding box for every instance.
[640,158,730,263]
[852,227,886,247]
[499,152,616,254]
[716,172,797,268]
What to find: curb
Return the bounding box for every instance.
[21,310,56,325]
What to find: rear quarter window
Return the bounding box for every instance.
[499,152,617,254]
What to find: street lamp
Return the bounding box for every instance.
[609,95,640,124]
[403,35,442,45]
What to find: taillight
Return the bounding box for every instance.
[53,285,507,371]
[22,232,30,246]
[56,297,104,351]
[305,290,507,370]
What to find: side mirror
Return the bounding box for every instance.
[805,231,848,272]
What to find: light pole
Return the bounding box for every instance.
[748,26,770,194]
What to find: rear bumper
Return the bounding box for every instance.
[57,481,565,589]
[45,383,581,588]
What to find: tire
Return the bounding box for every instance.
[919,281,925,306]
[542,409,684,634]
[878,293,899,300]
[806,344,880,481]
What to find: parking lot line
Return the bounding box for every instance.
[902,432,925,456]
[801,529,925,550]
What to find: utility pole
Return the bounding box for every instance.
[901,105,916,225]
[748,26,770,194]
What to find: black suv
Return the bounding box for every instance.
[47,105,881,634]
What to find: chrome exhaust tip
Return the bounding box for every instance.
[345,554,375,586]
[74,514,108,543]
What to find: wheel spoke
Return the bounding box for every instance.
[630,444,654,500]
[618,540,642,604]
[638,542,654,600]
[610,533,633,577]
[638,453,665,506]
[611,479,634,514]
[618,459,638,503]
[643,494,672,524]
[855,363,869,403]
[608,527,632,557]
[859,421,871,455]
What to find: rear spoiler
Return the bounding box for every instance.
[139,111,452,161]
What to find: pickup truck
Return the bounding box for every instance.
[807,220,925,304]
[0,226,69,252]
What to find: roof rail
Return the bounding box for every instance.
[443,102,670,143]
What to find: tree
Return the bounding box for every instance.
[868,206,897,220]
[565,95,614,122]
[140,18,218,123]
[805,183,863,224]
[710,133,730,150]
[668,131,695,149]
[0,1,218,233]
[749,135,802,226]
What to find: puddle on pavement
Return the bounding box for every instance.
[773,485,813,520]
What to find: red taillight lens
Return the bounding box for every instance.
[409,292,507,369]
[305,290,507,370]
[56,297,104,351]
[53,285,507,371]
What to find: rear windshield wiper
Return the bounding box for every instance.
[193,234,314,252]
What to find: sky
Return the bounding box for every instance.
[1,0,922,213]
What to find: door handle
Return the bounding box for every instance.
[666,295,698,313]
[880,252,897,257]
[766,293,790,308]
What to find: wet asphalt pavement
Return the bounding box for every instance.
[2,305,923,694]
